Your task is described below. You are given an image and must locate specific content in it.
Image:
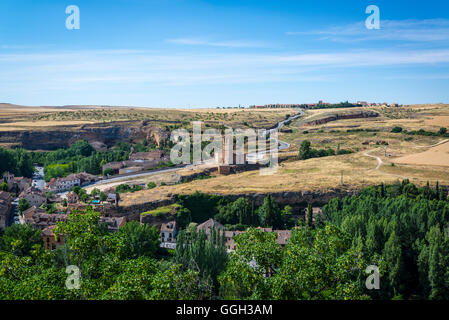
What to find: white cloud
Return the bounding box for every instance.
[287,19,449,42]
[1,48,449,89]
[166,38,269,48]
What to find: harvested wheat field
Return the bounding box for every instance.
[394,140,449,167]
[424,116,449,127]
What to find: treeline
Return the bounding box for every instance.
[176,192,296,231]
[298,140,352,160]
[324,180,449,299]
[391,126,448,137]
[298,101,362,110]
[0,147,34,178]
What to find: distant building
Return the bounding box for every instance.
[2,172,32,193]
[66,192,79,204]
[46,172,98,193]
[102,162,124,175]
[99,216,126,232]
[42,225,64,250]
[0,191,12,230]
[161,221,177,243]
[19,186,46,207]
[129,150,164,161]
[304,207,323,225]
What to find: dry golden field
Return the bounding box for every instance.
[119,104,449,204]
[0,104,296,131]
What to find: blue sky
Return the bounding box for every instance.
[1,0,449,107]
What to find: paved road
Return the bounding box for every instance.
[247,108,304,162]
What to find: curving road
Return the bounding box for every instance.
[246,108,304,162]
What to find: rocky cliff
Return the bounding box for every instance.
[0,120,171,150]
[304,111,379,126]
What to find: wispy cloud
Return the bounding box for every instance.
[166,37,269,48]
[1,48,449,90]
[287,19,449,42]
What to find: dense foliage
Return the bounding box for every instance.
[298,140,352,160]
[323,180,449,299]
[2,181,449,300]
[0,147,34,178]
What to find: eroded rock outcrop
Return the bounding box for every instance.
[0,121,171,150]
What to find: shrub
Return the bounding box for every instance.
[147,181,157,189]
[391,126,403,133]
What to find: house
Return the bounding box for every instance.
[42,225,64,250]
[99,216,126,232]
[2,172,32,193]
[102,162,124,175]
[3,172,15,189]
[129,150,164,161]
[66,192,79,204]
[15,177,32,193]
[304,207,324,225]
[21,206,47,225]
[46,174,80,193]
[196,218,225,238]
[22,206,68,230]
[275,230,292,247]
[19,186,46,207]
[0,191,12,230]
[160,221,177,243]
[107,192,119,206]
[224,230,244,252]
[46,172,98,193]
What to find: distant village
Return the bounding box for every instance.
[249,101,404,108]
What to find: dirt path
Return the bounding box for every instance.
[363,149,410,180]
[414,138,449,148]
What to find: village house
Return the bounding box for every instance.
[42,225,64,250]
[129,150,164,161]
[196,218,225,238]
[195,218,294,252]
[46,172,98,193]
[19,186,46,207]
[0,191,12,230]
[22,206,68,230]
[36,213,126,250]
[160,221,177,245]
[99,216,127,232]
[46,174,80,193]
[304,207,324,225]
[2,172,32,193]
[102,162,124,175]
[66,191,79,204]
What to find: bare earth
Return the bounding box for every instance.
[393,140,449,167]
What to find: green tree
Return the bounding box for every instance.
[299,140,311,160]
[271,225,366,300]
[0,181,8,191]
[147,181,156,189]
[18,198,29,214]
[99,191,107,202]
[257,195,282,229]
[117,221,160,259]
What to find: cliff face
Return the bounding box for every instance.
[0,121,171,150]
[113,188,360,222]
[304,111,379,126]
